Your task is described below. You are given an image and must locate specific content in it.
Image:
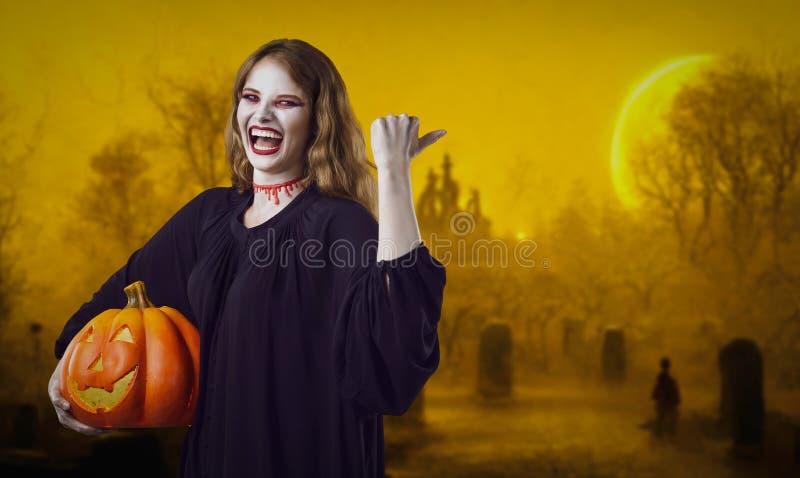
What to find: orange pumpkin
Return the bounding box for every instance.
[60,281,200,428]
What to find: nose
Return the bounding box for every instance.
[256,102,274,123]
[89,354,104,372]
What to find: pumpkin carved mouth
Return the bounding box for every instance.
[69,366,139,413]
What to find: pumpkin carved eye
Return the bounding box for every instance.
[113,326,134,343]
[85,327,94,343]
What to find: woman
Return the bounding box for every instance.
[48,38,447,477]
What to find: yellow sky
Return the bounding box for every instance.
[1,0,799,239]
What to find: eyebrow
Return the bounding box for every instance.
[241,87,304,102]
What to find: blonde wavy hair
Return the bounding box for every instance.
[225,39,378,217]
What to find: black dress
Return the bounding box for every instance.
[55,180,446,477]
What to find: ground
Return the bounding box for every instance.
[384,381,799,478]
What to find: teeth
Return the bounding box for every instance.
[251,129,283,139]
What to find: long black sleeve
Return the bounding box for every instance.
[330,202,447,416]
[54,189,217,359]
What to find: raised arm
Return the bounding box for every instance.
[371,112,446,262]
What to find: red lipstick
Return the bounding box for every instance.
[248,126,283,155]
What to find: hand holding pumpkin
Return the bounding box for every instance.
[55,281,200,429]
[49,358,111,436]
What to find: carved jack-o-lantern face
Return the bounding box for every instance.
[68,311,144,413]
[60,281,201,428]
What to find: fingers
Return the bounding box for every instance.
[49,366,70,411]
[418,129,447,152]
[49,389,70,411]
[54,396,70,411]
[388,114,444,138]
[373,114,424,131]
[50,360,109,436]
[371,116,386,131]
[371,113,446,162]
[55,406,110,436]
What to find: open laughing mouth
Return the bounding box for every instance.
[249,126,283,155]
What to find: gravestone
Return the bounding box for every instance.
[12,404,37,449]
[562,318,585,359]
[477,321,512,398]
[601,327,626,382]
[719,338,764,455]
[0,403,37,449]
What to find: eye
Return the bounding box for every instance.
[242,94,259,102]
[278,100,299,107]
[85,327,94,343]
[112,326,134,343]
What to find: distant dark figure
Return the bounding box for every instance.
[651,357,680,436]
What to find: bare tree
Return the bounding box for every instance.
[0,92,39,329]
[628,53,800,365]
[145,66,233,190]
[66,133,163,276]
[755,59,800,266]
[630,137,717,265]
[549,182,614,321]
[631,55,800,278]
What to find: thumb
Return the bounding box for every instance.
[417,129,447,154]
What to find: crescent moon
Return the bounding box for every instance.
[611,55,715,208]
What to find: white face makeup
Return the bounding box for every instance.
[237,57,312,181]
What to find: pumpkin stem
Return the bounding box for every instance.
[123,281,156,310]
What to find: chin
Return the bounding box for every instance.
[247,152,282,167]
